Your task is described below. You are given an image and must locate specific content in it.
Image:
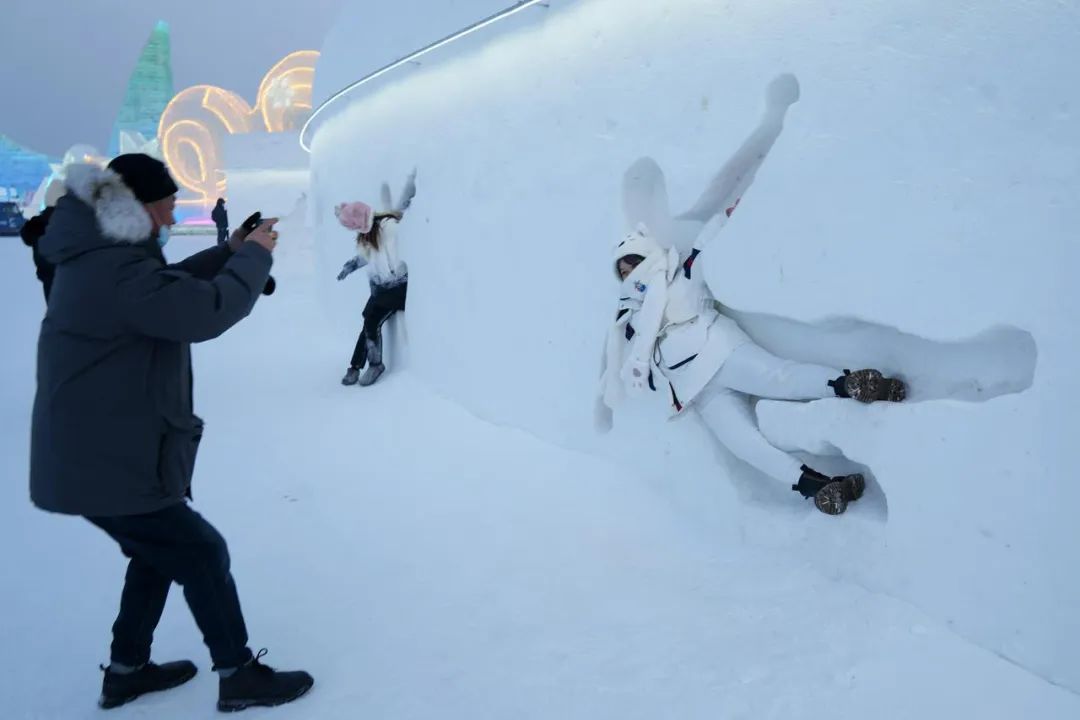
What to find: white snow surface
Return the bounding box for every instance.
[309,0,1080,696]
[311,0,532,110]
[2,0,1079,716]
[2,228,1078,718]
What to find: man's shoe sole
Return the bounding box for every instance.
[217,681,314,713]
[98,666,198,710]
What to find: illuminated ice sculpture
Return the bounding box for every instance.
[27,144,108,212]
[158,50,318,212]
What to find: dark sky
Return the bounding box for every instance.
[0,0,345,156]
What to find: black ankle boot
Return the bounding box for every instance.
[217,649,313,712]
[792,465,866,515]
[99,660,197,709]
[829,369,907,403]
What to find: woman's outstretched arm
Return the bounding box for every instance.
[678,74,800,263]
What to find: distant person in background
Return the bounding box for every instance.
[30,153,313,712]
[335,170,416,387]
[212,197,229,244]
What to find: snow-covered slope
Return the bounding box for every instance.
[311,0,537,111]
[2,0,1077,715]
[3,232,1079,718]
[309,0,1080,692]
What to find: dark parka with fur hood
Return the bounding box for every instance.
[30,164,272,517]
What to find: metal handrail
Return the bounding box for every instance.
[299,0,550,153]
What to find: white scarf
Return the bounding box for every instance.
[598,249,676,413]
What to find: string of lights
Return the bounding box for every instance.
[158,51,319,207]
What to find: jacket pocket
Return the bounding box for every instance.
[657,318,708,370]
[157,415,204,499]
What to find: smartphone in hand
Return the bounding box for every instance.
[240,211,277,296]
[241,212,263,235]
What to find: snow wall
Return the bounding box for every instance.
[309,0,1080,691]
[222,133,309,226]
[221,133,315,285]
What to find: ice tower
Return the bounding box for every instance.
[0,135,53,201]
[108,21,173,157]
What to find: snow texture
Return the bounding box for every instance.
[1,0,1078,716]
[3,223,1078,719]
[310,0,1080,695]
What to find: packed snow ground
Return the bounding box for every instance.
[310,0,1080,691]
[1,229,1077,719]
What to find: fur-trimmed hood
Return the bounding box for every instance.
[65,164,153,242]
[37,164,154,266]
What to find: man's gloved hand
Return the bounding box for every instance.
[228,213,279,296]
[228,213,278,253]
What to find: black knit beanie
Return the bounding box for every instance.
[107,154,179,204]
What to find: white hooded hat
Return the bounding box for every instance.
[612,223,677,282]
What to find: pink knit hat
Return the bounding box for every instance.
[334,201,373,233]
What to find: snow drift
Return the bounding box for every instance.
[309,0,1078,692]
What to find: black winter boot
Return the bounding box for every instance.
[217,649,313,713]
[792,465,866,516]
[99,660,197,709]
[829,369,906,403]
[341,367,360,386]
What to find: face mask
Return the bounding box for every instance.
[157,224,171,247]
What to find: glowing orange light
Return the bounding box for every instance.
[256,50,320,132]
[157,52,319,210]
[203,87,255,135]
[159,87,252,204]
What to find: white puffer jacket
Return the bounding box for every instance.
[598,75,801,422]
[599,225,749,417]
[361,217,407,287]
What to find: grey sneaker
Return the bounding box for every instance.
[357,363,385,387]
[341,367,360,386]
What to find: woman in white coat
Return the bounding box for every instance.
[335,171,417,387]
[600,225,905,515]
[598,78,905,515]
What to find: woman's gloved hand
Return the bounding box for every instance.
[621,358,651,393]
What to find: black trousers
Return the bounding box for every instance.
[86,503,253,669]
[350,282,407,369]
[216,226,229,244]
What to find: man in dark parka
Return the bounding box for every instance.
[30,154,313,712]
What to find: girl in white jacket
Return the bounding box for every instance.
[335,172,416,387]
[599,79,905,515]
